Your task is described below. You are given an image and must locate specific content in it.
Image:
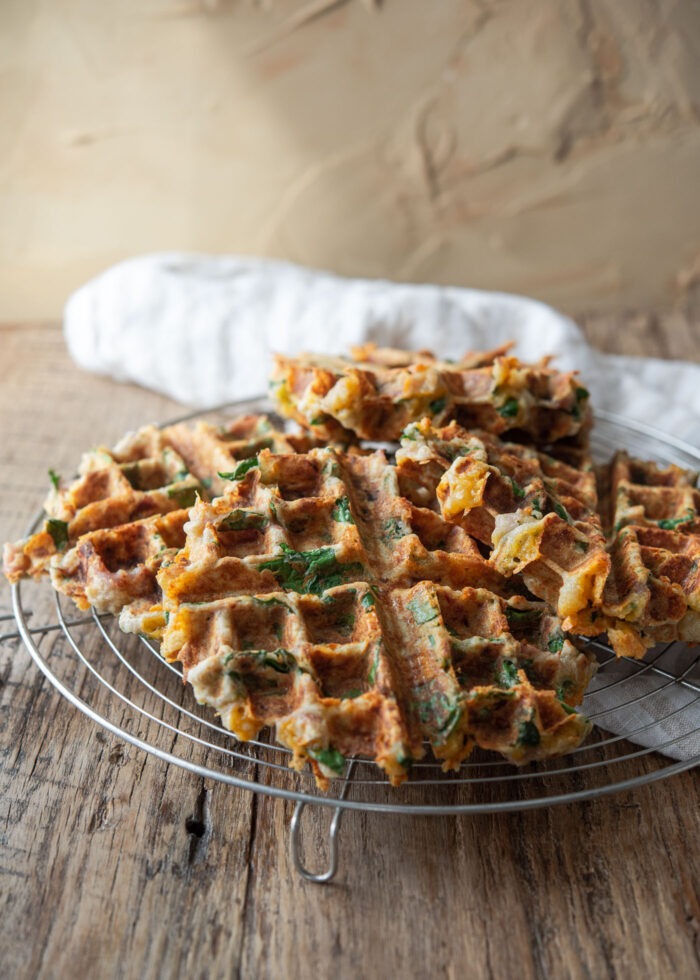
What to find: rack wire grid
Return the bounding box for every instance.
[3,399,700,883]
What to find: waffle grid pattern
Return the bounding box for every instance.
[593,451,700,657]
[157,447,593,785]
[4,374,700,791]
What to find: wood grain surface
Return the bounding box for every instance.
[1,319,699,980]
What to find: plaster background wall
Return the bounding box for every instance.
[1,0,699,320]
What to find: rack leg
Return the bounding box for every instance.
[290,801,343,884]
[289,758,355,884]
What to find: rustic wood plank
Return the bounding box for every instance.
[0,326,255,979]
[1,321,699,980]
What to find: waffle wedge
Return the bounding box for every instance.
[3,424,202,584]
[584,452,700,658]
[271,343,591,445]
[164,412,322,498]
[152,446,595,786]
[395,419,610,625]
[3,415,322,623]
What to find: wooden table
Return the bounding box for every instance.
[1,318,699,980]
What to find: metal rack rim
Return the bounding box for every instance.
[6,401,700,883]
[11,578,700,815]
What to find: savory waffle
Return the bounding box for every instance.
[395,419,610,624]
[588,452,700,658]
[3,424,201,584]
[153,446,595,785]
[271,343,591,445]
[52,509,190,615]
[3,415,322,621]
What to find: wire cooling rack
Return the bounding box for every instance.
[4,401,700,883]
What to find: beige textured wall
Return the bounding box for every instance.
[2,0,700,319]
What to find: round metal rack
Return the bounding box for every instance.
[5,402,700,882]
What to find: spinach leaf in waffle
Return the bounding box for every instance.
[579,451,700,658]
[154,446,596,787]
[396,420,610,625]
[270,343,591,445]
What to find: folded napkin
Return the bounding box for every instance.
[64,253,700,762]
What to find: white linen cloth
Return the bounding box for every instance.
[64,253,700,761]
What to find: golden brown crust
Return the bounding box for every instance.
[270,346,592,445]
[588,452,700,656]
[395,419,610,623]
[157,446,595,785]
